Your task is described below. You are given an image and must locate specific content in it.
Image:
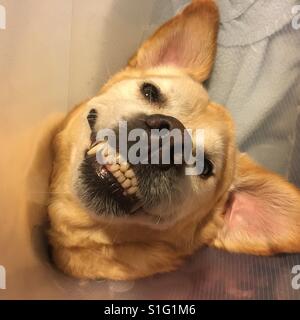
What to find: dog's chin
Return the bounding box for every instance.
[98,207,177,229]
[75,155,184,223]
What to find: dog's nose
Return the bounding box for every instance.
[145,114,183,132]
[145,114,185,169]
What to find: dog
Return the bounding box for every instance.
[48,0,300,280]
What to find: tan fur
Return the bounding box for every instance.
[213,154,300,255]
[48,0,300,280]
[128,0,219,82]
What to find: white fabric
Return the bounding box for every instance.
[207,0,300,184]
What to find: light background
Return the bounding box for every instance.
[0,0,300,299]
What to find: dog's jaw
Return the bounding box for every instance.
[76,150,185,219]
[48,184,223,280]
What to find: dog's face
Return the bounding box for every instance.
[61,66,235,226]
[49,0,300,280]
[53,1,235,227]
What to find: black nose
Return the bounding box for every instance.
[87,108,98,130]
[145,114,186,169]
[145,114,184,132]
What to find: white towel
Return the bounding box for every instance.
[205,0,300,185]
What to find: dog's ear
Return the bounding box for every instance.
[128,0,219,82]
[213,154,300,255]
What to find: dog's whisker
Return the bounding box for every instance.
[155,215,162,224]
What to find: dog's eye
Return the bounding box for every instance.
[87,108,98,129]
[141,82,161,104]
[200,158,214,179]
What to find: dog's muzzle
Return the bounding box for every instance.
[76,113,187,216]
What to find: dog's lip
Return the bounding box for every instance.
[88,139,101,154]
[87,142,102,157]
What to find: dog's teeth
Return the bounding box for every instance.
[117,175,126,184]
[107,164,119,172]
[88,143,141,195]
[117,153,126,162]
[131,177,138,187]
[120,162,130,172]
[124,169,135,179]
[87,144,103,156]
[127,186,138,195]
[121,179,131,189]
[113,170,122,178]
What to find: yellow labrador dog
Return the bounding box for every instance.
[48,0,300,280]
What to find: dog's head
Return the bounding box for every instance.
[50,0,300,275]
[52,1,235,226]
